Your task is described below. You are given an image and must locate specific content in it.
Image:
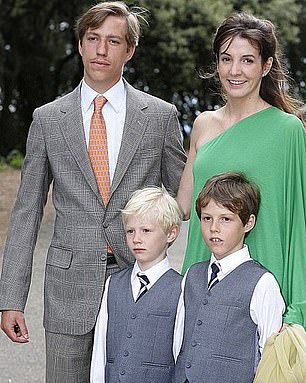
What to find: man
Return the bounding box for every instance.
[0,2,186,381]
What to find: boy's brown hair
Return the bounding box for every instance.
[76,1,148,48]
[196,172,260,225]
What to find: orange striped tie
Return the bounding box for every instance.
[88,96,110,205]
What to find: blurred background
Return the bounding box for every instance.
[1,0,306,165]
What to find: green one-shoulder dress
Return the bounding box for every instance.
[182,107,306,328]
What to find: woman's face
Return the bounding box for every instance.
[217,35,272,102]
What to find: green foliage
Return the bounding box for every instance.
[0,0,88,155]
[6,149,24,169]
[232,0,301,44]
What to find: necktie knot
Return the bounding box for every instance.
[211,262,220,276]
[136,272,150,301]
[137,272,150,287]
[208,262,220,290]
[94,96,107,113]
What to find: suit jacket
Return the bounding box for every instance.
[0,80,186,335]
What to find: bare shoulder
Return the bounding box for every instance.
[192,109,224,150]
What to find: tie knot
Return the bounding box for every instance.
[211,262,220,275]
[137,272,150,287]
[94,96,107,112]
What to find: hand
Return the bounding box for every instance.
[1,310,29,343]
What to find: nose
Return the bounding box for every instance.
[210,220,220,233]
[133,232,142,244]
[96,39,108,56]
[229,60,242,76]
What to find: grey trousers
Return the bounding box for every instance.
[45,263,120,382]
[45,330,94,383]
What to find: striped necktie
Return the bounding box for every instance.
[136,272,150,301]
[208,262,220,290]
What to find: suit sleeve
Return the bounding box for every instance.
[161,105,186,197]
[0,108,53,311]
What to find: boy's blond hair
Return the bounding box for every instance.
[122,186,182,233]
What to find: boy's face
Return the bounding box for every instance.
[200,199,255,260]
[124,215,178,271]
[79,15,135,94]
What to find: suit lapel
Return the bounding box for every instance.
[111,82,148,195]
[58,81,149,204]
[58,85,102,202]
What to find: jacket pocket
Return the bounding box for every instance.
[46,246,73,269]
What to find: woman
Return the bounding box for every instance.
[177,12,306,327]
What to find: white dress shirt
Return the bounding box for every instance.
[175,245,285,357]
[80,79,126,182]
[90,257,182,383]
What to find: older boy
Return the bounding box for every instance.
[174,172,285,383]
[0,2,185,381]
[91,187,183,383]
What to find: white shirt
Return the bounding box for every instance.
[90,257,182,383]
[176,245,285,356]
[80,79,126,182]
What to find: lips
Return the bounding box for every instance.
[210,238,223,243]
[228,80,245,85]
[91,59,110,66]
[133,248,146,252]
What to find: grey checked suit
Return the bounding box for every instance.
[0,80,186,379]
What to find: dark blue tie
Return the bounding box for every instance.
[208,262,220,290]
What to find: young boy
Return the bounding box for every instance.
[174,172,285,383]
[91,187,183,383]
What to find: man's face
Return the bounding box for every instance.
[79,15,135,93]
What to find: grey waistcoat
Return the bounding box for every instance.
[106,266,182,383]
[174,260,267,383]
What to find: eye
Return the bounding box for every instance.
[87,35,97,41]
[142,228,151,233]
[126,229,134,235]
[109,39,120,45]
[243,57,254,64]
[220,56,230,63]
[220,217,231,222]
[201,216,211,222]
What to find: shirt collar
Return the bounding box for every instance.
[81,78,125,114]
[210,245,251,275]
[131,257,171,286]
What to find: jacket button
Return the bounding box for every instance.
[131,313,136,319]
[197,320,202,326]
[123,350,129,357]
[126,332,132,338]
[191,341,197,347]
[186,363,191,368]
[120,370,125,375]
[103,223,109,228]
[202,298,208,305]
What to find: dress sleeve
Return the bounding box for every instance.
[282,118,306,328]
